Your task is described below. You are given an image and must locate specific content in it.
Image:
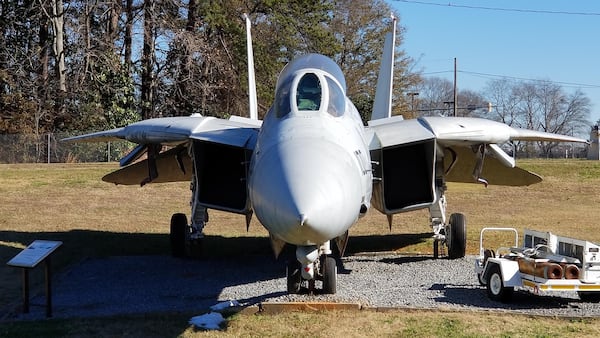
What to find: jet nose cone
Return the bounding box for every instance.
[250,140,363,245]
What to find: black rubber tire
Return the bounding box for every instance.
[477,273,486,286]
[486,264,513,302]
[433,239,439,259]
[286,260,302,294]
[578,292,600,302]
[170,213,188,258]
[448,213,467,259]
[322,256,337,294]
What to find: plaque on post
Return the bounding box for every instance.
[7,240,62,317]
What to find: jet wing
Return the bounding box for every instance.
[419,116,586,145]
[367,116,587,187]
[64,115,261,186]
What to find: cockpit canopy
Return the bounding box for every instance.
[274,71,346,118]
[273,53,347,119]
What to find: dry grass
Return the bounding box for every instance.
[1,160,599,336]
[2,309,599,337]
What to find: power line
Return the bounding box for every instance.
[396,0,600,16]
[419,70,600,89]
[459,71,600,89]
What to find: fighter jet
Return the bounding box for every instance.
[64,15,587,294]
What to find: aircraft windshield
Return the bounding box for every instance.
[274,77,292,118]
[326,77,345,117]
[296,73,321,111]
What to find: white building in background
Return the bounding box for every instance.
[588,125,599,160]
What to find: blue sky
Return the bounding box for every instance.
[386,0,600,125]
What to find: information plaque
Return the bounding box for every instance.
[7,240,62,268]
[6,239,63,317]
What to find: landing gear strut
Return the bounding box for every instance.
[429,179,466,259]
[432,212,467,259]
[169,210,207,258]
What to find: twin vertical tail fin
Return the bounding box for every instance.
[244,13,259,120]
[370,14,397,121]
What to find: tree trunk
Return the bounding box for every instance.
[50,0,65,93]
[141,0,156,120]
[174,0,197,116]
[124,0,133,70]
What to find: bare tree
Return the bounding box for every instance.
[414,77,454,116]
[481,78,521,125]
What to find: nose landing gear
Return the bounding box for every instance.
[286,242,338,294]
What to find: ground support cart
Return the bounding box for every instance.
[475,227,600,302]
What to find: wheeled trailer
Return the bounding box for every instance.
[475,227,600,302]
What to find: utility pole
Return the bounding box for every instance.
[453,57,457,117]
[407,92,419,115]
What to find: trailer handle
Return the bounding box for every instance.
[479,227,519,257]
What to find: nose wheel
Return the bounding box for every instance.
[321,255,337,294]
[286,260,302,294]
[286,254,338,294]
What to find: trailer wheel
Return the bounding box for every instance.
[477,273,486,286]
[578,292,600,302]
[486,264,513,302]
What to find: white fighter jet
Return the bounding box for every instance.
[65,15,587,294]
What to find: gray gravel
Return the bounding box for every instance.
[4,253,600,320]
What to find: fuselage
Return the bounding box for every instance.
[248,54,372,246]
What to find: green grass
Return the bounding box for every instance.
[1,160,600,337]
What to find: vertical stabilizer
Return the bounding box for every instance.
[371,15,397,121]
[244,13,258,120]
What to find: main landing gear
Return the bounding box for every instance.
[287,242,338,294]
[432,212,467,259]
[430,186,467,259]
[169,208,207,258]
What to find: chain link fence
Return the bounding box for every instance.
[0,133,134,163]
[0,132,589,164]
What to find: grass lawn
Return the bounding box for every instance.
[1,159,599,336]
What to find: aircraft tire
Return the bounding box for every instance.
[170,213,188,258]
[448,213,466,259]
[286,260,302,294]
[433,239,439,259]
[322,256,337,294]
[486,264,513,302]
